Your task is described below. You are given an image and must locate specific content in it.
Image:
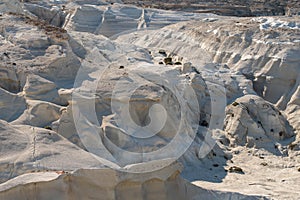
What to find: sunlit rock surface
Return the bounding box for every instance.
[0,0,299,199]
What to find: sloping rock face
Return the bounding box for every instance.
[62,3,216,37]
[24,3,66,27]
[0,87,26,122]
[224,95,294,153]
[127,18,299,135]
[0,166,264,200]
[122,0,300,16]
[0,120,103,184]
[0,14,80,88]
[118,16,300,135]
[115,15,300,198]
[186,17,300,137]
[23,74,64,104]
[0,0,24,14]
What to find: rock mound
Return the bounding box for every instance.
[224,95,294,154]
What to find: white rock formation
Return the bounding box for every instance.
[63,3,217,37]
[0,165,263,200]
[0,1,299,199]
[23,74,65,105]
[224,95,294,154]
[0,65,20,93]
[0,120,103,184]
[11,100,62,127]
[0,87,26,122]
[116,16,300,140]
[0,0,24,14]
[24,3,66,27]
[0,118,262,200]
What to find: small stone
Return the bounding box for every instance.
[232,101,239,106]
[228,166,244,174]
[164,57,172,65]
[260,162,268,166]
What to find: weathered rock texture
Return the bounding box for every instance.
[0,1,299,199]
[123,0,300,16]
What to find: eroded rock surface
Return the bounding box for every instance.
[0,1,299,200]
[224,95,294,154]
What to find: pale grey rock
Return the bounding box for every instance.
[116,16,300,148]
[24,3,66,27]
[224,95,295,154]
[64,3,216,37]
[182,62,193,73]
[11,100,62,128]
[70,5,104,33]
[0,0,24,14]
[55,28,257,180]
[0,65,20,93]
[0,164,265,200]
[122,0,300,17]
[286,84,300,152]
[23,74,65,105]
[0,120,103,184]
[190,17,300,113]
[73,0,110,5]
[55,104,86,149]
[0,112,263,199]
[0,3,299,200]
[286,82,300,136]
[0,14,81,88]
[57,88,73,104]
[0,87,26,122]
[116,16,300,108]
[116,28,256,103]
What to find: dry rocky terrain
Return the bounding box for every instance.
[0,0,299,199]
[122,0,300,16]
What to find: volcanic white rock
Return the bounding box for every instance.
[0,0,299,199]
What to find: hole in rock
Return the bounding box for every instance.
[200,120,208,127]
[279,131,284,137]
[232,101,239,106]
[158,49,167,56]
